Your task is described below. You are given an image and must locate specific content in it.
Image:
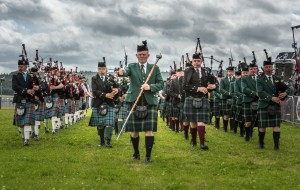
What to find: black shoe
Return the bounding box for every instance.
[44,129,50,134]
[23,139,29,146]
[245,136,250,142]
[200,144,209,150]
[98,142,105,147]
[259,144,264,149]
[52,131,56,135]
[34,135,39,141]
[133,153,140,160]
[145,157,152,163]
[274,146,279,151]
[105,142,112,148]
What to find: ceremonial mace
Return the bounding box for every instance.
[117,54,162,140]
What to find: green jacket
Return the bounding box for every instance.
[256,74,289,109]
[241,75,258,103]
[229,81,236,105]
[123,62,163,105]
[219,77,234,100]
[234,78,243,105]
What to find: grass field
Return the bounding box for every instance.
[1,108,300,190]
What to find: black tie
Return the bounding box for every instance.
[268,76,272,83]
[196,68,200,78]
[100,76,104,82]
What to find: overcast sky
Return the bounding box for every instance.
[0,0,300,74]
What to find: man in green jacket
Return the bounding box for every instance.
[119,40,163,162]
[219,66,235,132]
[256,58,289,150]
[241,62,259,141]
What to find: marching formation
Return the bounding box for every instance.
[12,38,291,163]
[159,38,290,151]
[12,45,91,145]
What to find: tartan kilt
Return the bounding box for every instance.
[65,99,75,114]
[116,105,128,119]
[220,99,232,116]
[89,105,116,127]
[14,102,35,126]
[164,101,171,117]
[170,103,180,118]
[178,102,185,121]
[211,101,221,117]
[243,103,257,123]
[183,97,210,123]
[125,103,158,132]
[74,100,80,111]
[34,101,45,121]
[57,99,65,118]
[44,96,59,118]
[78,97,83,110]
[235,104,244,122]
[158,99,165,110]
[257,106,281,128]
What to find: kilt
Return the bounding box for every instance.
[14,102,35,126]
[235,104,244,122]
[211,101,221,117]
[57,99,65,118]
[65,99,75,114]
[116,105,128,119]
[164,101,172,117]
[257,106,281,128]
[89,105,116,127]
[44,96,57,118]
[50,97,60,118]
[74,100,80,111]
[243,103,257,123]
[78,97,83,110]
[34,101,45,121]
[178,102,185,121]
[170,103,180,118]
[220,99,232,116]
[158,99,165,110]
[183,97,210,123]
[125,103,158,132]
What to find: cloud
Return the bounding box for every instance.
[0,0,300,74]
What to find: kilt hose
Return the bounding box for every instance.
[235,104,244,122]
[89,105,116,127]
[124,103,158,132]
[116,104,128,119]
[65,99,75,114]
[257,106,281,128]
[34,101,45,121]
[243,103,258,127]
[220,99,232,116]
[14,102,35,126]
[183,97,210,123]
[211,100,221,117]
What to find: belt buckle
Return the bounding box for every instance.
[21,99,26,104]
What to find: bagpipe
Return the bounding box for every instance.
[194,38,216,85]
[264,49,288,97]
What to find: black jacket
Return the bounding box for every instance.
[91,74,119,107]
[183,67,215,98]
[12,72,34,103]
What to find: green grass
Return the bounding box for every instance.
[1,108,300,190]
